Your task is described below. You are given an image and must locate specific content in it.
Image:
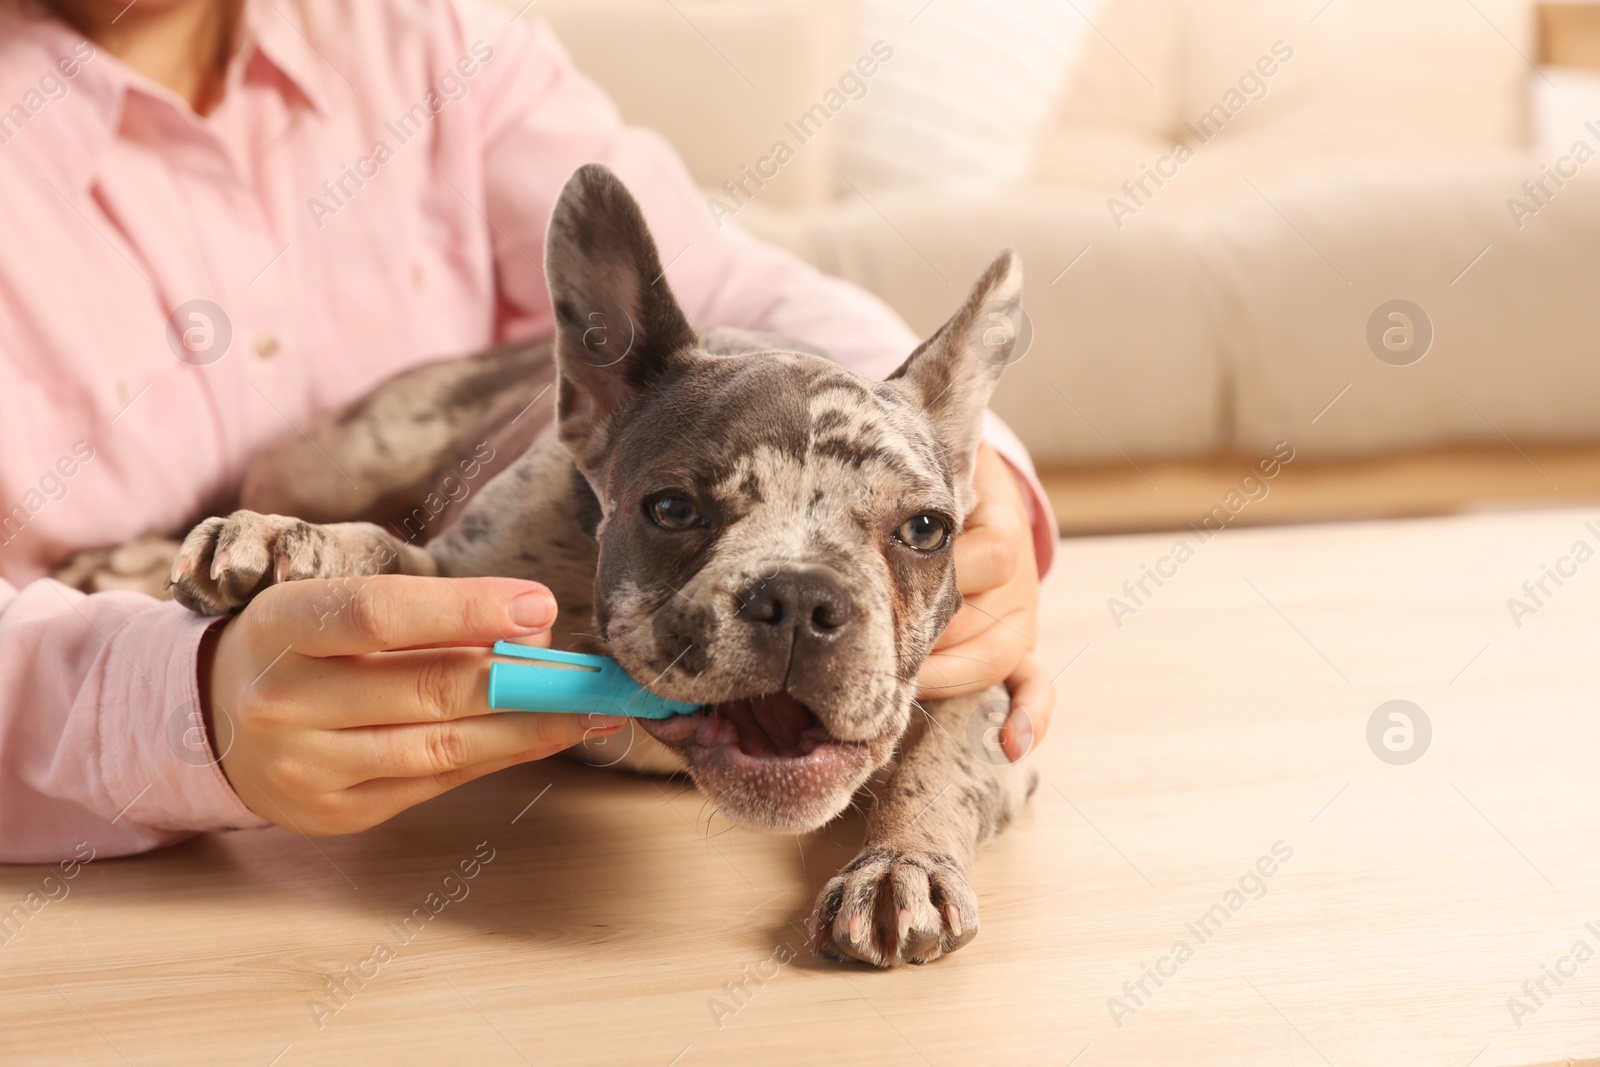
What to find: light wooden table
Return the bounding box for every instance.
[5,507,1600,1067]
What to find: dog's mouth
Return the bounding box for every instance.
[717,692,838,757]
[636,688,895,833]
[641,692,854,760]
[640,691,881,832]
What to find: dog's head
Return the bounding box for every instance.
[546,164,1022,832]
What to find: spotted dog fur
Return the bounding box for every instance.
[160,164,1038,967]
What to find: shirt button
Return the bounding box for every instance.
[255,336,280,359]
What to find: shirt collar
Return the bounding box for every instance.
[0,0,325,194]
[242,0,331,116]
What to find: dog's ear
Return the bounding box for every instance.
[888,249,1024,509]
[545,163,698,471]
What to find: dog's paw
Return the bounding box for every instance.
[168,511,336,615]
[811,844,978,967]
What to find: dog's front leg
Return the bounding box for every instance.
[168,512,436,615]
[812,686,1038,967]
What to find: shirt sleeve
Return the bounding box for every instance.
[463,5,1056,575]
[0,578,268,864]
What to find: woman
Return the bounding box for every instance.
[0,0,1056,863]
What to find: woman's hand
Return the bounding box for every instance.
[199,574,624,834]
[917,442,1052,762]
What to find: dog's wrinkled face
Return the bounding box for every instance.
[594,354,964,831]
[544,165,1022,832]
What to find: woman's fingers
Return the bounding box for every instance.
[952,445,1027,596]
[289,646,498,727]
[334,714,635,831]
[917,651,1008,698]
[919,588,1036,692]
[247,574,558,658]
[203,574,605,835]
[933,603,984,650]
[916,603,1033,698]
[1001,652,1055,763]
[952,511,1021,597]
[334,711,626,786]
[936,443,1039,681]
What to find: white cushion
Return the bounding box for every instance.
[837,0,1098,191]
[531,0,856,208]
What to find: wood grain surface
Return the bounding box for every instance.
[4,507,1600,1066]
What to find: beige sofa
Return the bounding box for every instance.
[532,0,1600,467]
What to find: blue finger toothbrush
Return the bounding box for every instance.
[486,641,700,719]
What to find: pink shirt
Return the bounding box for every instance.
[0,0,1056,863]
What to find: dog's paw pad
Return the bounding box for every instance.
[810,844,978,967]
[169,512,328,615]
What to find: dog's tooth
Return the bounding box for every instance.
[274,553,291,583]
[945,904,962,939]
[210,550,231,581]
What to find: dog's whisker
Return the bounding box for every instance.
[916,675,1005,691]
[955,598,1033,643]
[912,698,957,744]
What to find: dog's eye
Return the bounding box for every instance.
[648,495,701,530]
[895,514,948,552]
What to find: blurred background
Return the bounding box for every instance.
[507,0,1600,536]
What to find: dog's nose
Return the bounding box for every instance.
[736,568,854,642]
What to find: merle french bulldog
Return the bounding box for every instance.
[161,164,1038,966]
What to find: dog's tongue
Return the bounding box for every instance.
[710,693,816,758]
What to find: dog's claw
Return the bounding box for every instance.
[169,512,337,616]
